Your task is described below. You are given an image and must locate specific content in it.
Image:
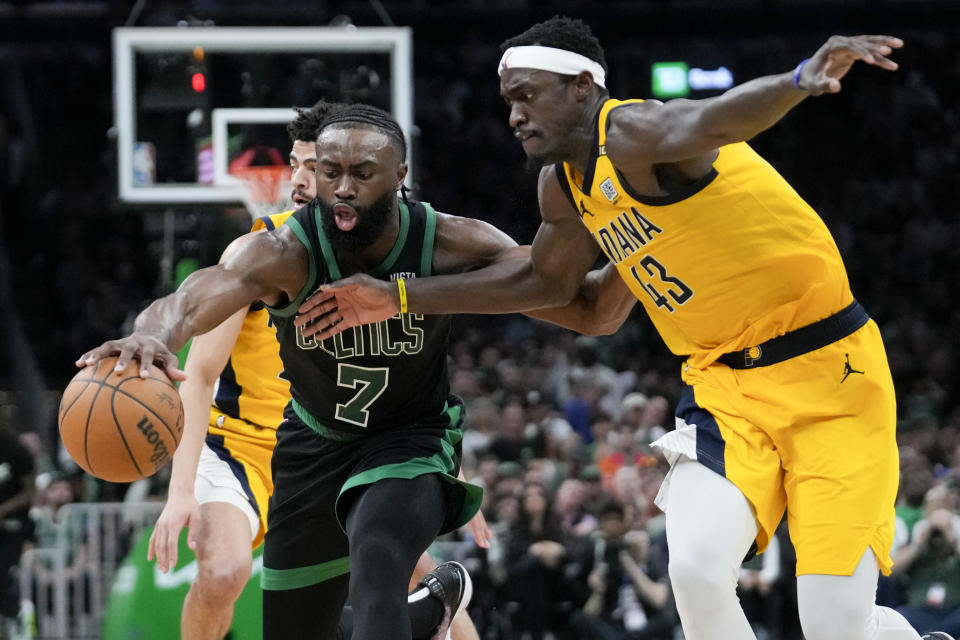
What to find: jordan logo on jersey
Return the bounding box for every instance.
[840,354,864,383]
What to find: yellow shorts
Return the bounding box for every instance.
[205,413,278,549]
[673,320,898,576]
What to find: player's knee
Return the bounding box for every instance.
[195,557,252,603]
[798,593,869,640]
[351,530,400,574]
[668,550,739,605]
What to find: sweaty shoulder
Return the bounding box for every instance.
[431,210,517,275]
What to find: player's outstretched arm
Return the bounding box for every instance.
[76,227,306,380]
[609,35,903,166]
[148,307,245,572]
[148,234,256,572]
[295,167,599,340]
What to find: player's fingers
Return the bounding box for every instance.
[863,44,898,70]
[307,318,348,342]
[294,299,337,327]
[298,289,336,314]
[147,529,158,562]
[78,341,118,367]
[138,345,156,378]
[844,38,900,71]
[860,35,904,49]
[114,342,140,375]
[157,526,177,572]
[166,531,179,569]
[165,362,188,382]
[832,40,876,65]
[153,525,169,570]
[297,311,342,338]
[870,55,899,71]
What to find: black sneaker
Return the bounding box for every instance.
[417,560,473,640]
[922,634,956,640]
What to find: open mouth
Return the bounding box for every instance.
[333,203,358,232]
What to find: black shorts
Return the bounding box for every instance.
[261,397,482,592]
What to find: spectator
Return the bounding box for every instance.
[0,417,35,626]
[500,482,578,640]
[554,478,598,541]
[489,399,545,462]
[891,484,960,636]
[570,501,675,639]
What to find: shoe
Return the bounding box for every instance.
[417,560,473,640]
[922,634,956,640]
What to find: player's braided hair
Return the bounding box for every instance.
[500,16,607,72]
[317,103,407,162]
[286,99,342,143]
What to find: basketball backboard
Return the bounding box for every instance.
[113,26,413,203]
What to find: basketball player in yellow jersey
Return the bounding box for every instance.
[296,18,951,640]
[147,101,488,640]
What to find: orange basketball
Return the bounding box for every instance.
[58,356,184,483]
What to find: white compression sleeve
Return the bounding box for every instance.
[797,550,922,640]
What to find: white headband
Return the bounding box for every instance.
[498,45,606,89]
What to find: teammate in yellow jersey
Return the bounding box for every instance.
[146,101,489,640]
[296,17,951,640]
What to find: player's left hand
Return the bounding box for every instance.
[294,273,401,340]
[799,35,903,96]
[148,488,200,573]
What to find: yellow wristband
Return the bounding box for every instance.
[397,277,408,314]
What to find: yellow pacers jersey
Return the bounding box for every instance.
[560,99,853,368]
[207,211,293,443]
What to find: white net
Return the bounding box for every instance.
[233,165,295,221]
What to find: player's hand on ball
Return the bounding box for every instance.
[76,333,186,381]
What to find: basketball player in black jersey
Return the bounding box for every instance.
[76,104,525,639]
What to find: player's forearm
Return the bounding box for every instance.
[133,270,256,352]
[671,72,806,152]
[167,379,216,494]
[527,264,635,335]
[406,256,574,315]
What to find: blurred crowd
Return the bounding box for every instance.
[1,8,959,640]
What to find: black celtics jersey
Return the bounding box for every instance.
[267,199,452,438]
